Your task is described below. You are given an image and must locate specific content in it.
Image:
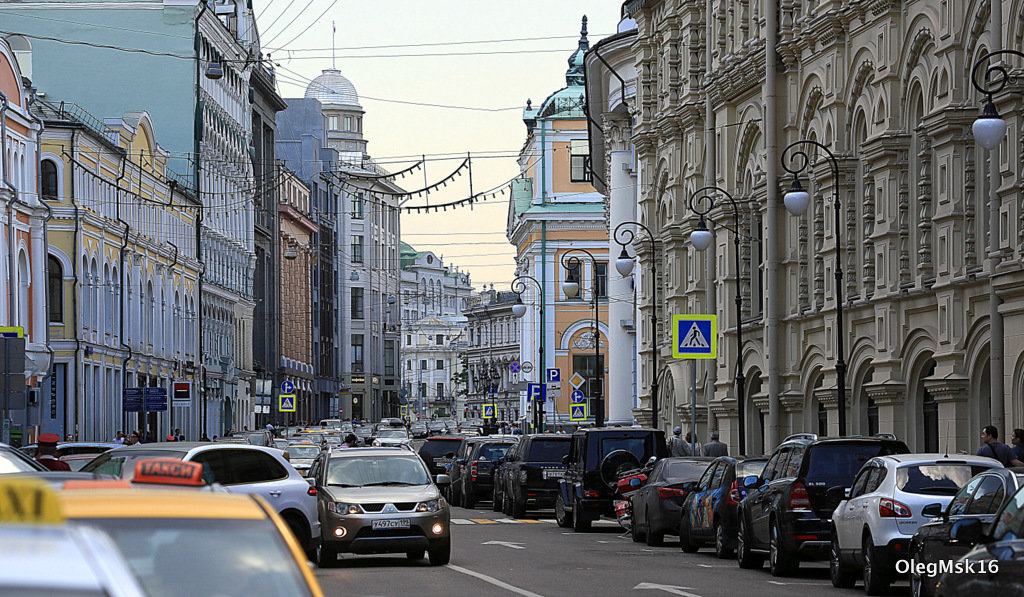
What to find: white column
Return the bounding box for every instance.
[608,147,635,425]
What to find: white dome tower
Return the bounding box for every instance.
[305,69,367,160]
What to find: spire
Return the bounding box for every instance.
[565,15,589,87]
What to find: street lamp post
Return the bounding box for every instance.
[560,249,604,427]
[511,275,544,432]
[685,188,747,454]
[969,50,1024,150]
[612,222,659,430]
[781,140,848,436]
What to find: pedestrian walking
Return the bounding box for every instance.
[976,425,1024,467]
[174,428,184,441]
[703,432,729,457]
[35,433,71,471]
[1011,429,1024,463]
[113,431,126,445]
[667,427,686,457]
[682,432,703,457]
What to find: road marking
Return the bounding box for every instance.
[451,518,476,525]
[496,518,523,524]
[766,581,832,586]
[633,582,703,596]
[470,519,499,524]
[447,564,546,597]
[482,540,525,550]
[516,519,544,523]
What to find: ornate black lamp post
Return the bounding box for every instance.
[970,50,1024,150]
[781,140,848,436]
[686,187,747,454]
[511,275,544,432]
[612,222,659,430]
[560,248,604,427]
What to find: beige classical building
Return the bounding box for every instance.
[587,0,1024,455]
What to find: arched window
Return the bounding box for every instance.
[48,255,63,323]
[41,160,59,200]
[104,264,112,335]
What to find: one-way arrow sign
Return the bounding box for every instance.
[482,540,525,550]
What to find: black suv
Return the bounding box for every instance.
[458,437,518,508]
[556,427,667,532]
[735,433,909,576]
[417,436,466,478]
[496,434,571,517]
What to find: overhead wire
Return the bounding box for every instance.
[265,0,342,49]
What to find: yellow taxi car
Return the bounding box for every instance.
[59,485,325,597]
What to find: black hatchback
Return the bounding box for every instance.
[736,434,909,576]
[679,456,768,557]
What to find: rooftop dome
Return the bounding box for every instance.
[305,69,361,108]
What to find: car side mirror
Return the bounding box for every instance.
[646,456,657,467]
[743,475,760,488]
[922,503,944,518]
[951,518,985,544]
[305,477,316,487]
[436,474,451,486]
[282,451,290,462]
[561,454,569,465]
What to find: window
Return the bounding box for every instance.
[436,359,444,370]
[352,193,363,218]
[47,255,63,323]
[351,287,364,319]
[436,382,445,398]
[406,334,412,345]
[570,139,591,183]
[419,382,427,397]
[41,159,59,199]
[328,115,340,130]
[351,334,364,372]
[948,476,983,516]
[190,449,286,485]
[967,475,1006,514]
[384,340,395,376]
[436,334,444,346]
[817,401,828,437]
[351,235,363,263]
[406,360,412,371]
[572,354,604,400]
[344,115,352,131]
[595,262,608,298]
[420,359,427,370]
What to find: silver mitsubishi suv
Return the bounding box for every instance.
[307,447,451,567]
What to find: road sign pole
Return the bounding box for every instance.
[691,359,697,456]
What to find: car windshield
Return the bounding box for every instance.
[81,450,187,479]
[805,443,903,487]
[327,456,430,487]
[298,433,324,444]
[738,459,767,478]
[355,426,373,435]
[428,422,446,430]
[528,439,570,462]
[287,445,320,459]
[378,429,409,439]
[993,487,1024,541]
[0,447,44,473]
[477,443,513,461]
[897,464,996,496]
[80,517,313,597]
[664,460,711,482]
[419,439,462,459]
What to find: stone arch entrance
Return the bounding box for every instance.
[746,369,764,454]
[909,357,938,451]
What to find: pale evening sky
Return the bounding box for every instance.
[255,0,626,291]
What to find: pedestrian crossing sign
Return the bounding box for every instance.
[279,394,296,412]
[482,404,496,419]
[672,315,717,359]
[569,403,588,422]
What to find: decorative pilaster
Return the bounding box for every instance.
[846,174,858,301]
[965,146,978,271]
[862,177,875,299]
[740,203,752,315]
[799,208,809,311]
[917,130,934,285]
[814,192,825,309]
[898,163,912,287]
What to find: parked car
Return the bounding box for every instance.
[418,436,465,479]
[829,453,1001,594]
[679,456,768,557]
[449,436,484,506]
[908,467,1024,597]
[631,457,713,546]
[19,442,120,459]
[80,442,320,555]
[307,446,451,567]
[0,442,47,474]
[458,437,518,508]
[736,433,910,576]
[556,427,668,532]
[410,422,429,439]
[495,434,571,517]
[934,481,1024,596]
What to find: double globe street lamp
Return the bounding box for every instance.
[560,248,605,427]
[686,187,748,455]
[613,221,659,431]
[780,139,849,436]
[511,275,544,432]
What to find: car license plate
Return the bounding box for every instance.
[543,470,564,479]
[434,457,449,464]
[371,518,410,530]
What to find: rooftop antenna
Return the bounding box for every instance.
[332,21,336,69]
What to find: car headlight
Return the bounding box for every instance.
[416,498,445,513]
[519,470,527,483]
[327,502,362,515]
[372,440,381,446]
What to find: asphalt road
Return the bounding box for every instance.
[314,504,911,597]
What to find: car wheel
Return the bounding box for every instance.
[284,514,311,557]
[830,531,857,588]
[492,487,502,512]
[909,551,928,597]
[428,538,451,566]
[714,521,733,559]
[451,483,462,507]
[769,520,798,577]
[646,514,664,547]
[406,549,425,561]
[316,542,338,568]
[863,533,890,596]
[464,487,477,509]
[511,495,526,519]
[631,512,644,543]
[555,495,573,528]
[680,514,699,553]
[572,498,591,532]
[736,514,764,569]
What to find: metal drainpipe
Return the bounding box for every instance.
[27,94,55,435]
[988,0,1005,433]
[540,112,548,430]
[764,0,782,450]
[114,155,133,435]
[63,133,83,438]
[705,0,721,448]
[195,0,208,439]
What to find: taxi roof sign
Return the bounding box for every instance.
[132,459,205,487]
[0,478,64,524]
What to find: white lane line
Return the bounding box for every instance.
[633,582,703,596]
[496,518,524,524]
[447,564,546,597]
[451,518,476,525]
[766,581,832,586]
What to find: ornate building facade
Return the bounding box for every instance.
[599,0,1024,454]
[464,288,521,423]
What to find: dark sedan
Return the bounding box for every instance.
[630,457,714,546]
[909,468,1024,597]
[680,456,767,557]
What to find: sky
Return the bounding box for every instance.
[255,0,626,291]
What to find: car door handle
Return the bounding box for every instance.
[268,490,282,497]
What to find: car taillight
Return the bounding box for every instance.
[789,482,811,508]
[583,489,601,498]
[307,485,317,497]
[727,479,743,505]
[470,461,478,481]
[657,487,687,499]
[879,498,912,518]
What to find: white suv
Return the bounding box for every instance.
[829,453,1001,594]
[81,442,320,555]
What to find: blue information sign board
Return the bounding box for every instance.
[124,388,144,412]
[144,387,168,412]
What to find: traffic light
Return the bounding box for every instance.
[463,408,468,418]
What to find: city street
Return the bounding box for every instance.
[315,505,892,597]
